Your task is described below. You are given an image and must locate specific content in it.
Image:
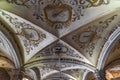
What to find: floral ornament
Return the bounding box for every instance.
[34,42,83,60]
[6,0,110,29]
[72,15,117,57]
[0,10,46,54]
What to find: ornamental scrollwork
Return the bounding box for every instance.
[6,0,110,29]
[0,10,46,54]
[34,42,83,59]
[72,15,117,57]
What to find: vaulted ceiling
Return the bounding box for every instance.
[0,0,120,80]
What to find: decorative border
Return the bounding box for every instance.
[77,31,96,44]
[21,28,42,43]
[44,5,72,24]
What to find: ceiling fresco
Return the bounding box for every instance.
[62,11,120,66]
[28,40,92,65]
[0,0,120,37]
[0,0,120,80]
[0,9,57,62]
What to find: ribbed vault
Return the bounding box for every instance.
[0,0,120,80]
